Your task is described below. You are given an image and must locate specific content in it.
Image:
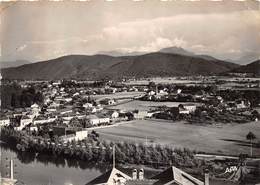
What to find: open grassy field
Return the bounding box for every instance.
[96,119,260,156]
[123,77,202,85]
[90,92,145,102]
[108,100,200,111]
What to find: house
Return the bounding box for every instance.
[105,88,117,94]
[177,89,182,94]
[148,90,156,96]
[236,100,250,109]
[59,108,73,115]
[26,112,36,119]
[13,111,23,117]
[33,116,56,125]
[158,89,168,95]
[62,113,76,121]
[73,92,80,97]
[86,114,110,125]
[107,110,120,119]
[52,81,61,86]
[49,101,60,108]
[64,97,73,102]
[100,98,116,105]
[60,130,88,142]
[46,107,57,112]
[83,103,93,109]
[44,97,52,104]
[87,107,97,113]
[133,110,148,120]
[15,115,32,130]
[150,166,206,185]
[147,111,161,118]
[179,104,196,114]
[85,167,132,185]
[0,116,10,126]
[31,103,40,117]
[178,105,190,114]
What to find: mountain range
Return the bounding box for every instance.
[99,47,260,65]
[1,49,240,80]
[230,60,260,76]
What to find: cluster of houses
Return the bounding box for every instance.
[0,81,152,142]
[141,85,257,116]
[1,79,259,142]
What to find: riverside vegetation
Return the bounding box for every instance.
[1,126,207,169]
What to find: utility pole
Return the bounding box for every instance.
[145,136,148,165]
[10,158,14,180]
[250,139,253,157]
[113,145,115,168]
[2,157,15,180]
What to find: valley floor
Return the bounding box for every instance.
[96,119,260,156]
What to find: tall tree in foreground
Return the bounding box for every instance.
[246,131,256,157]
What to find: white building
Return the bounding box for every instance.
[134,110,148,119]
[31,103,40,117]
[183,104,197,113]
[106,110,120,119]
[87,115,110,125]
[60,130,88,142]
[83,103,93,109]
[0,117,10,126]
[33,117,56,125]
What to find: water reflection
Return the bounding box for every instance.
[0,142,108,185]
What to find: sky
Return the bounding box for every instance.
[0,0,260,63]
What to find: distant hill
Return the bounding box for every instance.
[235,52,260,65]
[159,46,224,62]
[1,52,239,80]
[159,46,195,56]
[0,60,30,69]
[230,60,260,76]
[98,46,195,57]
[97,50,146,57]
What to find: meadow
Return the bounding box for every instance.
[96,119,260,156]
[108,100,201,111]
[90,91,145,102]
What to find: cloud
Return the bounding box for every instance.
[8,10,260,61]
[16,44,27,52]
[117,37,187,53]
[89,10,260,58]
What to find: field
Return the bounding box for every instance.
[123,77,202,85]
[90,92,145,102]
[108,100,200,111]
[96,119,260,156]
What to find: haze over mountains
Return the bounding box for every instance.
[231,60,260,76]
[98,47,259,65]
[1,47,241,80]
[0,60,31,69]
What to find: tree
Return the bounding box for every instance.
[252,110,260,121]
[11,93,16,108]
[246,131,256,157]
[169,107,179,120]
[148,81,156,91]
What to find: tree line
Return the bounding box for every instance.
[0,127,203,169]
[0,83,44,109]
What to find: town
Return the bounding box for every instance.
[1,76,260,185]
[1,0,260,184]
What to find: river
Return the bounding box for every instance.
[0,143,106,185]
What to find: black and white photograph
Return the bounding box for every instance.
[0,0,260,185]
